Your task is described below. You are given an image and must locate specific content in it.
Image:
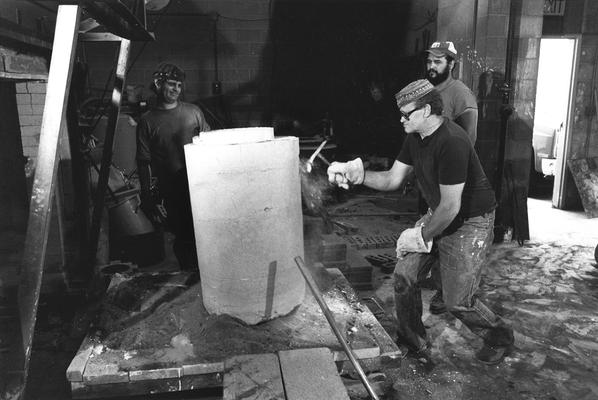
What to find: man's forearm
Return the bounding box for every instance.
[363,170,402,192]
[421,205,459,242]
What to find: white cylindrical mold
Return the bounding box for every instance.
[185,127,305,324]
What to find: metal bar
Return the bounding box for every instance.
[294,257,380,400]
[16,4,80,397]
[87,38,131,272]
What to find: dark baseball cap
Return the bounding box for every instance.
[426,41,458,58]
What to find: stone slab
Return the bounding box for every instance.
[223,353,285,400]
[278,347,350,400]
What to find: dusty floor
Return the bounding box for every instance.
[2,191,598,399]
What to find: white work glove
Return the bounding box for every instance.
[396,225,433,258]
[327,158,365,190]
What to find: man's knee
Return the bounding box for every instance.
[393,273,412,295]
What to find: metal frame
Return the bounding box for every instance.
[14,2,153,397]
[17,5,81,398]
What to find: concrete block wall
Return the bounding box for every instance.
[15,81,46,160]
[83,0,272,128]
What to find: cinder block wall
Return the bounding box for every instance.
[15,81,46,161]
[83,0,272,128]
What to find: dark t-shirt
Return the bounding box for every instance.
[397,118,496,218]
[136,101,210,185]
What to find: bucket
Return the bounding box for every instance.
[107,188,154,237]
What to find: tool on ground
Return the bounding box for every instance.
[305,139,328,173]
[294,256,380,400]
[330,219,359,234]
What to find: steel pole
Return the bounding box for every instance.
[294,256,380,400]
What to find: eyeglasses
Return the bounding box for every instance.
[400,107,422,121]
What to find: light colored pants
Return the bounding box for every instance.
[393,211,513,350]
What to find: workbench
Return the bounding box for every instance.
[66,268,400,398]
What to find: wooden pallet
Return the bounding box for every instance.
[66,269,400,398]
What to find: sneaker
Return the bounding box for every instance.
[476,344,513,365]
[429,291,447,314]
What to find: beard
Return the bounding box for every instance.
[426,67,450,86]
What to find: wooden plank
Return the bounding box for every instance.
[129,367,181,382]
[71,373,221,399]
[278,347,350,400]
[65,339,94,382]
[17,5,80,395]
[82,360,129,385]
[223,353,285,400]
[182,361,224,376]
[568,157,598,218]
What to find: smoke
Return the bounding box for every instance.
[298,158,335,215]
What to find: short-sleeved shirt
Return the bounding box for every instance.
[435,78,477,121]
[136,101,210,183]
[397,118,495,219]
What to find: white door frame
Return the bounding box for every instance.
[545,35,581,208]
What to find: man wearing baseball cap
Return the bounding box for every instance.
[425,41,479,316]
[327,79,513,366]
[426,41,478,144]
[136,62,211,273]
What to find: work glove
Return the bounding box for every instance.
[327,158,365,189]
[396,225,433,258]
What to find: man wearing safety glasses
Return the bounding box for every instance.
[327,79,513,366]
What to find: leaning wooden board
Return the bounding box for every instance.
[67,269,401,398]
[568,157,598,218]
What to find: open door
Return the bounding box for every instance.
[532,36,579,208]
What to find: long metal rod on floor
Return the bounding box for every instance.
[294,256,380,400]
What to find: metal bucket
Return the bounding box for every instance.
[107,188,154,237]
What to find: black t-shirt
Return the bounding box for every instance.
[397,118,496,218]
[136,102,210,186]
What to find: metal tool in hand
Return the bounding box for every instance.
[305,139,328,173]
[294,256,381,400]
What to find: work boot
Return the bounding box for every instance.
[429,290,447,314]
[475,343,513,365]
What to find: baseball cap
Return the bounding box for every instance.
[395,79,435,108]
[426,41,458,58]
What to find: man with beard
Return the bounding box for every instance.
[136,63,210,271]
[426,41,478,144]
[425,41,478,315]
[327,79,514,366]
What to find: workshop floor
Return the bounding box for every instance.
[343,195,598,400]
[2,194,597,400]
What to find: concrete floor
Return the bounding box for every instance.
[351,195,598,400]
[1,194,597,399]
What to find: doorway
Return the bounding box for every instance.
[531,36,579,208]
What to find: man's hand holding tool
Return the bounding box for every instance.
[326,158,365,189]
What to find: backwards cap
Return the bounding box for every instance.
[395,79,435,108]
[153,62,186,82]
[426,41,458,58]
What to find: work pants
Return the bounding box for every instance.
[393,211,513,350]
[162,169,199,272]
